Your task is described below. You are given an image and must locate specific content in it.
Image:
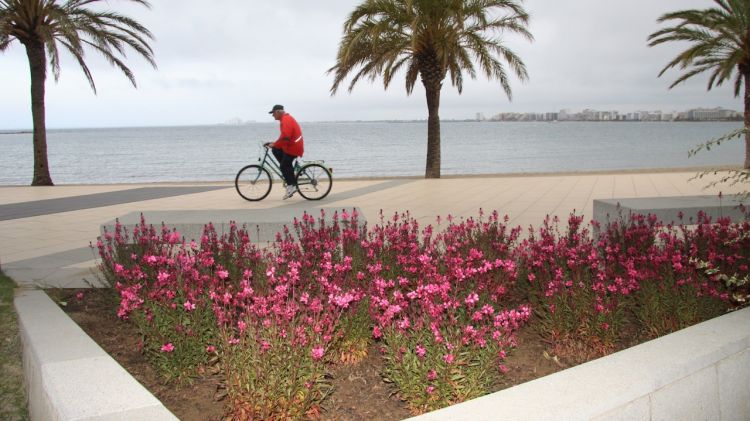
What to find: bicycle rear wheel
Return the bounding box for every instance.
[235,165,272,201]
[295,163,332,200]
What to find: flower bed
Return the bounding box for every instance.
[96,208,749,419]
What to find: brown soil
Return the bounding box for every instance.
[47,288,565,421]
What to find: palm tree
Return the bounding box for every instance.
[328,0,533,178]
[648,0,750,169]
[0,0,156,186]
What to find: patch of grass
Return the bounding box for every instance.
[0,270,28,421]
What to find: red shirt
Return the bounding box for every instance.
[272,113,304,157]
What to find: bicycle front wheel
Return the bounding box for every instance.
[295,163,332,200]
[235,165,272,201]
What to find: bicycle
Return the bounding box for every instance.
[234,144,333,201]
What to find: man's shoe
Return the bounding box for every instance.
[283,185,297,200]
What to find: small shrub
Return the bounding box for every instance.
[134,296,217,382]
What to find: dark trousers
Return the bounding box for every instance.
[272,147,298,186]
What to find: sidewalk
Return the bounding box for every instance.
[1,170,744,287]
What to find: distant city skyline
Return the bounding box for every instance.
[479,106,741,122]
[216,107,743,125]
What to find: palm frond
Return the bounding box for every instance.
[688,127,748,157]
[59,37,96,91]
[0,0,155,91]
[329,0,532,100]
[405,60,419,94]
[649,1,750,97]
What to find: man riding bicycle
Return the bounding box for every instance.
[264,104,304,199]
[234,108,330,202]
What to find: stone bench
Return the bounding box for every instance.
[593,194,747,228]
[101,208,364,245]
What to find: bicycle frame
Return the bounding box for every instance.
[257,147,302,185]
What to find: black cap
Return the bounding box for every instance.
[268,104,284,114]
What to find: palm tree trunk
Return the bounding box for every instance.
[24,40,54,186]
[424,83,441,178]
[745,73,750,170]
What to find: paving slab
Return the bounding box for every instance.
[3,247,103,288]
[0,186,228,221]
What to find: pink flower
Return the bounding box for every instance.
[415,344,426,358]
[161,343,175,353]
[167,231,181,244]
[75,291,85,301]
[397,317,411,330]
[311,346,325,360]
[427,369,437,381]
[426,385,435,394]
[372,325,382,339]
[183,300,196,312]
[206,345,216,353]
[443,353,455,364]
[330,292,356,308]
[216,269,229,280]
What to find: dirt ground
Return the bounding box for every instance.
[1,272,28,421]
[48,288,564,421]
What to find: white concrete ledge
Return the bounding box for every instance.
[14,289,178,421]
[593,194,747,227]
[101,207,365,245]
[411,306,750,421]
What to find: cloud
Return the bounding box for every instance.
[0,0,743,129]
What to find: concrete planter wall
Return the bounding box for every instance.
[411,306,750,421]
[15,290,177,421]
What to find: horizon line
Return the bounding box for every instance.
[1,118,743,132]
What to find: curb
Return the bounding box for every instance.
[14,289,178,421]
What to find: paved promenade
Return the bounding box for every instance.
[0,170,745,287]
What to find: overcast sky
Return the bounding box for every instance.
[0,0,743,129]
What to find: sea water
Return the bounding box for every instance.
[0,121,743,185]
